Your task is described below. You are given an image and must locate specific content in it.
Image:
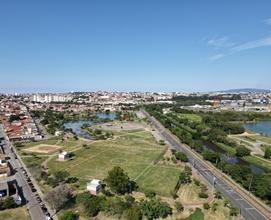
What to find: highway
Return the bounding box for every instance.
[0,125,51,220]
[141,110,271,220]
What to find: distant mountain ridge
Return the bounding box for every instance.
[218,88,271,93]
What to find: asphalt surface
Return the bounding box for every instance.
[142,110,270,220]
[0,125,48,220]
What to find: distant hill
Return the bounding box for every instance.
[219,88,271,93]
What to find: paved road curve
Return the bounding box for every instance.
[141,110,271,220]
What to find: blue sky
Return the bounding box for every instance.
[0,0,271,93]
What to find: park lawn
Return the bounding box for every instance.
[242,155,271,173]
[0,207,30,220]
[250,135,271,145]
[47,130,181,196]
[21,155,49,168]
[16,137,61,149]
[184,208,204,220]
[216,142,236,156]
[136,164,181,197]
[177,113,202,123]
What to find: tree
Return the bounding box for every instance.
[139,199,172,219]
[179,166,192,184]
[9,114,20,122]
[264,146,271,159]
[175,152,188,162]
[76,192,101,217]
[202,150,220,164]
[45,184,73,211]
[0,197,17,210]
[223,198,231,207]
[203,203,210,210]
[211,202,218,212]
[230,207,240,216]
[60,210,78,220]
[105,166,132,194]
[236,145,251,157]
[214,190,222,199]
[145,190,156,199]
[53,170,70,183]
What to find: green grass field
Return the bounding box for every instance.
[0,207,30,220]
[46,130,181,196]
[250,135,271,145]
[242,155,271,173]
[215,142,236,156]
[177,113,202,123]
[184,208,204,220]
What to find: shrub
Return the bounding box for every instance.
[230,207,240,216]
[139,199,172,219]
[203,203,210,210]
[0,197,17,210]
[175,152,188,162]
[211,202,218,212]
[236,145,251,157]
[125,205,142,220]
[145,190,156,199]
[60,210,78,220]
[76,192,102,217]
[198,192,208,198]
[193,179,200,186]
[175,201,184,212]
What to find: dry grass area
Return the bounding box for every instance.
[0,207,30,220]
[93,121,146,132]
[177,183,208,205]
[24,144,62,154]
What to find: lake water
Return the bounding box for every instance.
[243,120,271,136]
[63,112,116,139]
[204,142,264,174]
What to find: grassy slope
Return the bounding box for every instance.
[184,208,204,220]
[216,142,236,155]
[250,135,271,145]
[0,207,30,220]
[242,155,271,173]
[177,113,202,123]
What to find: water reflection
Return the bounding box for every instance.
[203,142,264,174]
[63,112,116,139]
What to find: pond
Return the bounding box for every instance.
[243,120,271,136]
[63,112,116,139]
[204,142,264,174]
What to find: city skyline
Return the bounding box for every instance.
[0,1,271,93]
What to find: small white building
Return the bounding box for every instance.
[87,179,101,196]
[58,151,69,161]
[55,130,63,136]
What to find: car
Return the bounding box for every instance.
[31,188,37,192]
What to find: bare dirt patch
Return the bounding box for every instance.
[94,121,146,132]
[24,144,62,154]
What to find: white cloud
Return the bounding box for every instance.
[230,36,271,52]
[207,36,235,48]
[208,54,225,61]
